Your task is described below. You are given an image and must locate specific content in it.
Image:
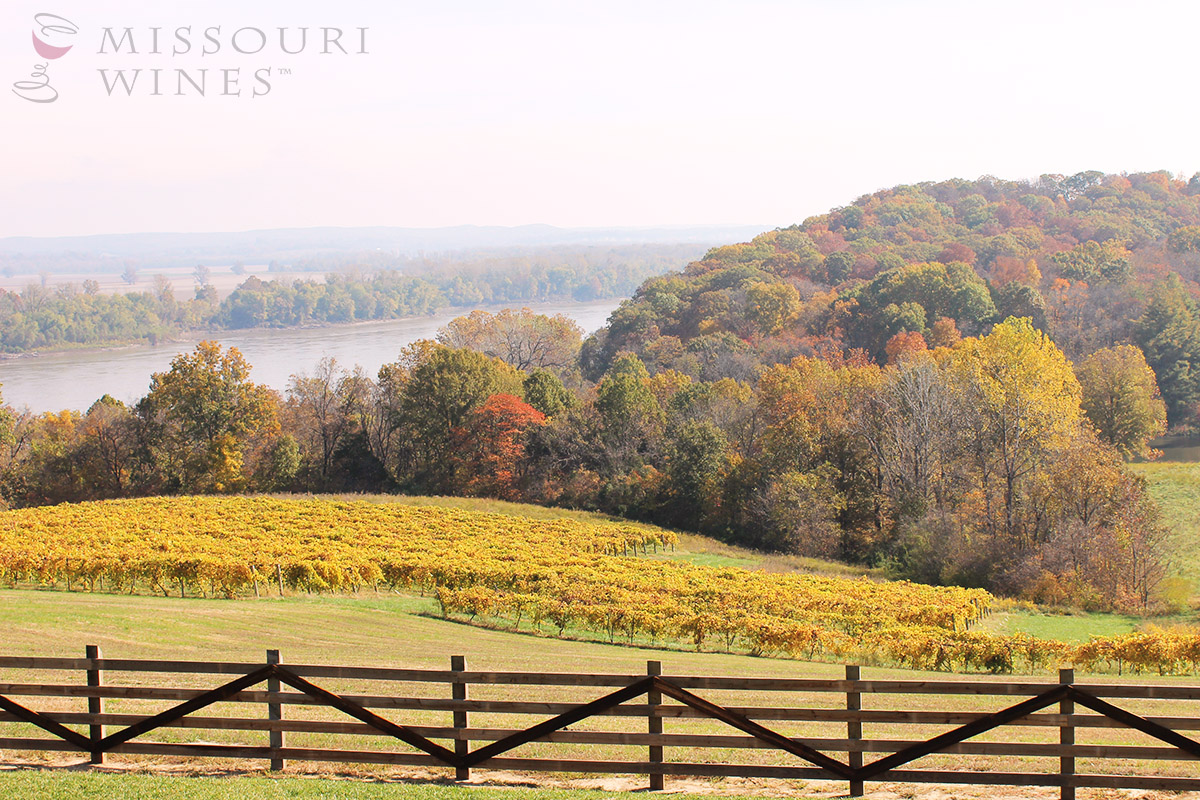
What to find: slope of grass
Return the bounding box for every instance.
[977,609,1177,642]
[1130,461,1200,593]
[0,588,849,676]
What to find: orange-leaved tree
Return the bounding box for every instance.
[452,393,546,500]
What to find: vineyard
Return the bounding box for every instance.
[1,496,1198,674]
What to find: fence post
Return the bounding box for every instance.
[1060,667,1074,800]
[647,660,664,791]
[267,649,284,771]
[86,644,104,765]
[451,655,470,781]
[846,665,863,797]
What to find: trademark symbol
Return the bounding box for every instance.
[278,68,293,76]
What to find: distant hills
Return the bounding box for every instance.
[0,224,770,274]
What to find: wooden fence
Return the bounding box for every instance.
[2,649,1199,797]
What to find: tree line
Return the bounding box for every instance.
[0,304,1175,614]
[0,244,689,352]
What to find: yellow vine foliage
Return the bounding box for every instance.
[1,496,1195,674]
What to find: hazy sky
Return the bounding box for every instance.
[2,0,1197,238]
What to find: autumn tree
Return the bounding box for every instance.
[452,393,545,499]
[286,356,372,487]
[1076,345,1167,459]
[0,386,13,459]
[522,368,576,418]
[756,354,882,559]
[0,410,80,506]
[1038,431,1171,611]
[663,420,728,530]
[750,469,843,557]
[884,331,928,364]
[823,251,855,283]
[388,345,524,490]
[926,317,961,349]
[857,352,960,519]
[73,395,139,498]
[745,281,800,335]
[595,354,664,471]
[138,341,282,492]
[1051,240,1132,285]
[949,317,1083,549]
[437,308,583,373]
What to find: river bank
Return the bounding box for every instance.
[0,298,622,412]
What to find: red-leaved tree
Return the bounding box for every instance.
[451,394,546,499]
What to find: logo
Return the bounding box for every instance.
[12,12,78,103]
[11,14,370,104]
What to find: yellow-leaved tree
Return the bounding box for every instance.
[948,317,1083,550]
[139,341,284,493]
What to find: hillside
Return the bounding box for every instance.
[584,171,1200,428]
[1131,462,1200,592]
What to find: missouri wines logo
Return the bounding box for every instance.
[12,12,370,104]
[12,12,78,103]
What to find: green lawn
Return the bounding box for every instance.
[978,609,1185,642]
[0,588,850,677]
[1130,461,1200,594]
[0,771,713,800]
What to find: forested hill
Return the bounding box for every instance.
[585,171,1200,428]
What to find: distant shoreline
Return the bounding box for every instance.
[0,297,624,361]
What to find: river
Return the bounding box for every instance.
[0,299,623,412]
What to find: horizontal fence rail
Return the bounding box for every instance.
[1,650,1200,796]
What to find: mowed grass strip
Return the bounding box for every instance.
[0,770,712,800]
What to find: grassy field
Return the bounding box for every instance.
[1130,461,1200,593]
[978,608,1193,641]
[0,588,849,674]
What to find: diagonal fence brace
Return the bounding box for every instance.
[273,666,461,765]
[653,677,856,779]
[858,684,1069,779]
[1067,687,1200,760]
[0,692,93,751]
[465,677,656,766]
[98,664,278,750]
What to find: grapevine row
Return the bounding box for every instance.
[6,497,1192,673]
